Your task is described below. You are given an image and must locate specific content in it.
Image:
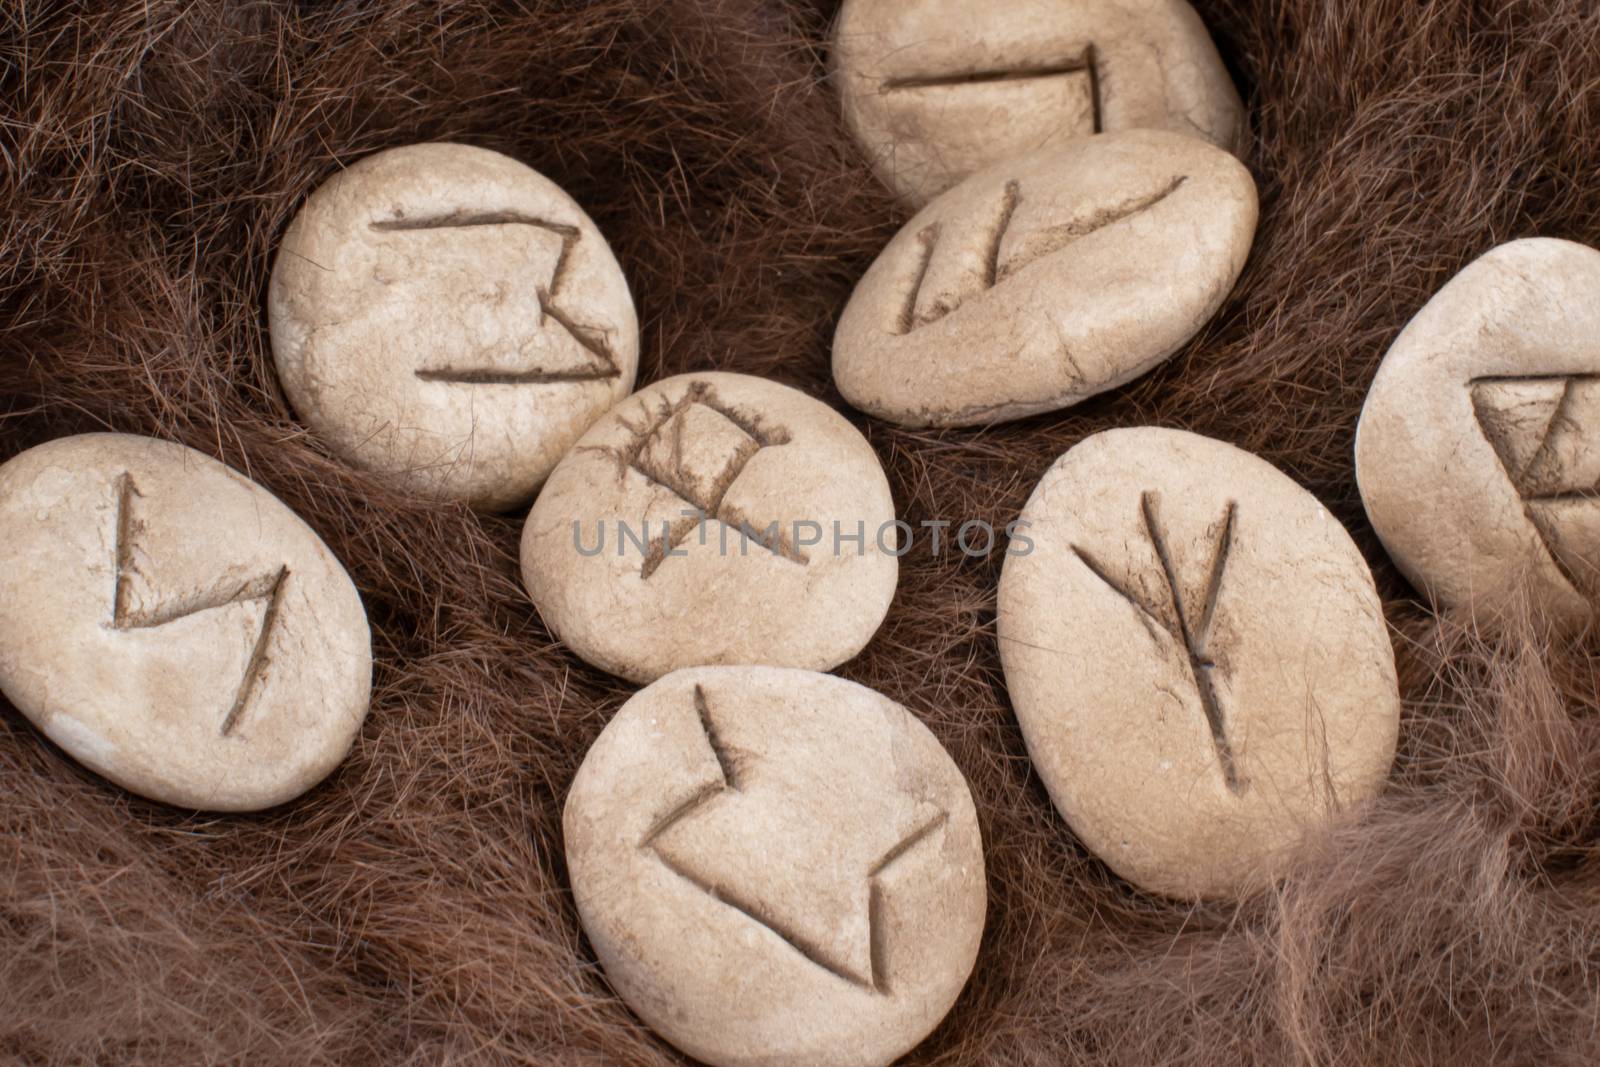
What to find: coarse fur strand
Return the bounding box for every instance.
[3,0,1600,1063]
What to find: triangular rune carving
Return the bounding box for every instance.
[1471,374,1600,595]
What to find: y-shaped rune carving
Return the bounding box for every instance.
[109,473,290,736]
[639,685,949,993]
[1072,492,1244,792]
[372,211,621,384]
[897,173,1187,335]
[1471,373,1600,595]
[596,381,808,578]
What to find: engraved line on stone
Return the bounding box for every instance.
[694,684,741,791]
[895,223,941,336]
[867,882,891,995]
[413,365,614,385]
[1522,489,1600,504]
[109,472,292,735]
[1069,543,1172,648]
[639,779,725,850]
[992,175,1188,286]
[1085,43,1105,133]
[983,180,1022,290]
[218,566,290,736]
[1141,491,1243,793]
[1524,504,1593,598]
[112,471,140,625]
[653,850,871,989]
[882,49,1097,91]
[370,211,580,236]
[1467,373,1600,385]
[1470,379,1553,488]
[866,811,948,994]
[538,289,620,371]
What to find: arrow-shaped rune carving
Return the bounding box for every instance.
[639,685,948,992]
[1072,492,1244,792]
[110,473,290,736]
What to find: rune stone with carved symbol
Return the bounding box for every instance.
[564,667,985,1067]
[0,434,372,811]
[1000,428,1400,899]
[270,142,639,509]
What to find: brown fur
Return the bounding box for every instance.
[3,0,1600,1063]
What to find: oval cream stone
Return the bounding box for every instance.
[565,666,985,1067]
[269,142,639,511]
[520,372,898,683]
[997,428,1399,899]
[1356,238,1600,625]
[0,434,372,811]
[832,130,1257,428]
[833,0,1246,207]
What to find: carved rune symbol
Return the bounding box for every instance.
[109,473,290,736]
[639,685,950,992]
[1073,492,1245,792]
[371,211,621,384]
[897,173,1188,335]
[598,381,808,578]
[882,44,1105,135]
[1472,373,1600,595]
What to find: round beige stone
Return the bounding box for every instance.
[833,0,1246,207]
[1356,238,1600,626]
[269,142,639,511]
[997,428,1399,899]
[520,372,898,683]
[565,666,985,1067]
[0,434,372,811]
[831,129,1257,428]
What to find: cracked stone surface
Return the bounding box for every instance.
[998,428,1399,899]
[269,142,639,511]
[1357,237,1600,626]
[833,0,1246,207]
[0,433,372,811]
[520,372,897,683]
[564,666,985,1067]
[832,129,1257,428]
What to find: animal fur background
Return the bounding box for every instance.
[3,0,1600,1063]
